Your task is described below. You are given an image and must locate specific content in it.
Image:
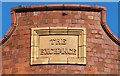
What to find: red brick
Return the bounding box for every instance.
[95,62,104,67]
[105,59,111,63]
[16,68,28,74]
[3,46,10,51]
[74,15,81,19]
[86,66,98,72]
[92,57,99,62]
[91,30,98,34]
[12,67,18,74]
[98,30,103,35]
[69,24,80,27]
[53,19,59,24]
[94,16,100,20]
[87,52,94,57]
[71,19,78,24]
[33,12,40,16]
[49,69,56,74]
[78,20,84,24]
[2,4,119,74]
[47,19,54,24]
[99,58,103,62]
[18,58,27,63]
[95,48,105,53]
[88,16,94,19]
[106,64,114,68]
[39,69,49,74]
[105,50,111,54]
[15,61,29,68]
[107,54,114,59]
[81,13,88,19]
[97,66,104,72]
[104,68,111,73]
[59,19,66,24]
[62,24,68,27]
[24,29,30,35]
[72,70,81,74]
[113,65,118,69]
[17,39,25,45]
[21,12,26,16]
[110,69,118,74]
[100,53,106,58]
[87,71,95,74]
[3,60,12,65]
[87,61,95,65]
[66,19,71,23]
[90,38,103,44]
[87,47,91,52]
[88,24,95,29]
[3,64,13,69]
[85,20,100,25]
[4,68,12,74]
[16,13,21,17]
[30,66,39,71]
[95,34,101,39]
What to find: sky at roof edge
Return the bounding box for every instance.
[0,2,2,39]
[1,0,120,2]
[118,1,120,38]
[1,2,119,39]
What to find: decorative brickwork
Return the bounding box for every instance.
[1,4,120,74]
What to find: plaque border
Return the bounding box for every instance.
[31,27,86,65]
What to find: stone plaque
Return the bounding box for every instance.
[31,27,86,65]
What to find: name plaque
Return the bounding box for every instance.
[31,27,86,65]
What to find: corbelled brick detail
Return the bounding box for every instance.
[1,4,120,74]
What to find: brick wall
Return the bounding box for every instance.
[1,4,119,74]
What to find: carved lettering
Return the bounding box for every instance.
[40,48,76,55]
[39,36,78,57]
[50,39,67,45]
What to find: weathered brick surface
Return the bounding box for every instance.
[1,5,119,74]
